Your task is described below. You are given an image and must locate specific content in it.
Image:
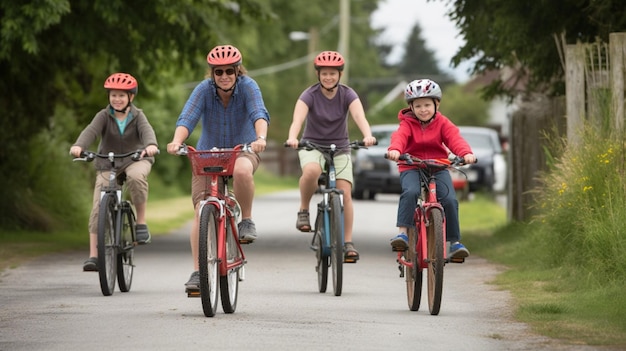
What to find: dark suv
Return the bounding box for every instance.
[352,124,400,200]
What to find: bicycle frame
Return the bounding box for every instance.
[198,176,246,277]
[396,166,448,270]
[74,149,144,296]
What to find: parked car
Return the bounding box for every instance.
[352,124,469,200]
[352,124,400,200]
[454,126,507,193]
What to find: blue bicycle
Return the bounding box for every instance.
[288,140,368,296]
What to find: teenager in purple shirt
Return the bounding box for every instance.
[167,45,270,291]
[285,51,376,262]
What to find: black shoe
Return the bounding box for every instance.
[185,271,200,292]
[83,257,97,272]
[135,224,151,244]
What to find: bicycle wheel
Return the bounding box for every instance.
[406,226,422,311]
[426,208,445,315]
[199,204,219,317]
[220,216,240,313]
[117,203,135,292]
[97,193,118,296]
[313,212,328,293]
[329,194,343,296]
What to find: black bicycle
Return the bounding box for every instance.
[74,149,148,296]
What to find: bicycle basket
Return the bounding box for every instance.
[187,148,241,176]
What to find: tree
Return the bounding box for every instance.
[0,0,269,230]
[445,0,626,99]
[398,23,452,83]
[0,0,388,231]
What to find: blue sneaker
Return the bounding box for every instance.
[449,241,470,258]
[390,233,409,251]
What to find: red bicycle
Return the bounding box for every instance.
[388,153,467,315]
[177,144,249,317]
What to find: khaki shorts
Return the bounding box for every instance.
[298,149,353,184]
[191,151,260,207]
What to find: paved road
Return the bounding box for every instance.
[0,191,600,350]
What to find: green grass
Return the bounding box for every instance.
[0,167,298,272]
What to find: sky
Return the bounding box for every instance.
[371,0,472,82]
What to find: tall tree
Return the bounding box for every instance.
[398,23,451,83]
[445,0,626,98]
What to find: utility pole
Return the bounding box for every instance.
[338,0,350,84]
[307,27,319,81]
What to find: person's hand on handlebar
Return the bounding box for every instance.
[166,141,184,155]
[462,153,477,164]
[284,137,299,149]
[386,150,401,162]
[142,145,160,158]
[362,135,377,147]
[69,146,82,158]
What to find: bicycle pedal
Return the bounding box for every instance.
[450,257,465,264]
[391,247,407,252]
[238,239,252,245]
[344,258,357,264]
[186,289,200,298]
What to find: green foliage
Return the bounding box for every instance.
[532,126,626,282]
[440,84,490,126]
[446,0,626,99]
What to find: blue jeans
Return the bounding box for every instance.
[396,169,461,242]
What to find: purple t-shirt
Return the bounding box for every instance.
[299,83,359,147]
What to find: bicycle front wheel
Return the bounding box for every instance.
[117,204,135,292]
[329,194,343,297]
[313,213,328,293]
[220,216,240,313]
[406,226,422,311]
[426,208,445,315]
[199,204,219,317]
[97,193,118,296]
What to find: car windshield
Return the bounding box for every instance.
[372,130,393,146]
[463,133,496,151]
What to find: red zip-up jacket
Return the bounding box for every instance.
[388,108,472,173]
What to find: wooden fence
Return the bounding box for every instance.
[509,32,626,221]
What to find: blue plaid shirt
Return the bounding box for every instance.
[176,75,270,149]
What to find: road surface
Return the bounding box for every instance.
[0,191,602,350]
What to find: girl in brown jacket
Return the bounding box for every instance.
[70,73,159,271]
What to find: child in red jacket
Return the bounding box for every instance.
[386,79,476,259]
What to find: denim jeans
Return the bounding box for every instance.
[396,168,461,242]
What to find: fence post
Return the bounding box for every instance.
[565,44,585,145]
[610,33,625,133]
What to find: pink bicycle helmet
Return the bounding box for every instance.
[404,79,442,103]
[314,51,345,71]
[104,73,138,94]
[207,45,243,67]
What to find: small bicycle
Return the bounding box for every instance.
[387,153,468,315]
[287,140,369,296]
[177,144,249,317]
[73,150,147,296]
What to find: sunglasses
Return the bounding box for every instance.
[214,68,236,76]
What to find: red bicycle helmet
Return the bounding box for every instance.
[104,73,138,94]
[207,45,243,67]
[314,51,345,71]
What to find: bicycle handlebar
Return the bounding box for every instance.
[384,153,473,169]
[175,143,253,156]
[283,140,377,151]
[73,149,158,162]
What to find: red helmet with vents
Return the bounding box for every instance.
[207,45,243,67]
[314,51,345,71]
[104,73,138,94]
